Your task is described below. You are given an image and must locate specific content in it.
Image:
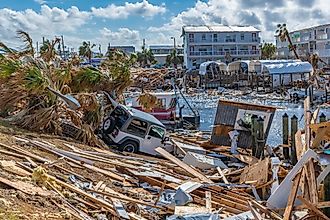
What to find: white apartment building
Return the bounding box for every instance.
[108,45,136,55]
[276,24,330,64]
[182,25,261,69]
[149,45,184,65]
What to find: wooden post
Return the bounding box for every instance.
[255,117,265,159]
[320,113,327,123]
[282,113,289,160]
[251,114,258,156]
[325,171,330,217]
[290,115,298,165]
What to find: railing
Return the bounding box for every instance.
[189,50,260,56]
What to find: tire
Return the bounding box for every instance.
[120,140,138,153]
[292,93,299,101]
[102,116,116,134]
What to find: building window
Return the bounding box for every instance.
[202,34,206,41]
[241,34,244,41]
[213,34,217,42]
[189,33,194,43]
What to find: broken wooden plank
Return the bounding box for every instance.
[297,196,330,220]
[307,160,318,204]
[240,157,269,186]
[205,191,212,211]
[217,167,229,184]
[283,171,302,220]
[0,176,52,197]
[155,147,213,183]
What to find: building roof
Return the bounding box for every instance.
[182,25,260,33]
[289,23,330,34]
[124,106,165,128]
[249,60,312,74]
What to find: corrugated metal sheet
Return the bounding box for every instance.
[211,100,276,148]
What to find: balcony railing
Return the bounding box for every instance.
[189,50,260,56]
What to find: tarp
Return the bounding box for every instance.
[199,61,227,75]
[227,60,250,72]
[249,60,312,75]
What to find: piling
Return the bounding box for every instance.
[255,116,265,159]
[290,115,298,165]
[325,174,330,217]
[282,113,289,160]
[251,115,258,156]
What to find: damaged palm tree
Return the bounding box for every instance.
[276,24,299,59]
[137,93,158,112]
[0,31,133,147]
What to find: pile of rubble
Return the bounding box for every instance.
[0,95,329,220]
[131,68,184,90]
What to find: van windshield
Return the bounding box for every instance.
[110,106,129,129]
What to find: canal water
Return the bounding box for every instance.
[181,92,330,147]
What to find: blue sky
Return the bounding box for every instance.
[0,0,328,52]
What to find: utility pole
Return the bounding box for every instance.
[36,41,39,57]
[142,38,146,50]
[61,35,65,59]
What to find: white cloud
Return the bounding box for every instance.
[91,0,166,19]
[0,5,90,50]
[34,0,47,4]
[99,27,141,45]
[148,0,330,43]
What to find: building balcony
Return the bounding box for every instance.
[187,40,260,45]
[188,50,260,57]
[317,49,330,57]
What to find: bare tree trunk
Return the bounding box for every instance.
[286,32,299,59]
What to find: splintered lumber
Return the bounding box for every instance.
[205,191,212,211]
[46,173,117,215]
[307,160,318,204]
[0,160,31,176]
[30,140,125,182]
[249,200,282,220]
[240,157,269,186]
[295,130,304,160]
[155,147,213,183]
[283,171,302,220]
[297,196,330,220]
[217,167,229,184]
[89,189,167,210]
[248,201,263,220]
[0,176,52,197]
[0,142,49,163]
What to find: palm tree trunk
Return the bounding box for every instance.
[286,32,299,59]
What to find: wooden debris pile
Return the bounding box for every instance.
[0,97,329,219]
[131,68,183,90]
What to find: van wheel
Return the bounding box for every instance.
[120,141,138,153]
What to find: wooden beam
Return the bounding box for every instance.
[297,196,330,220]
[283,171,302,220]
[307,160,318,204]
[217,167,229,184]
[155,147,212,183]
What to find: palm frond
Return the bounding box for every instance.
[0,42,15,55]
[17,30,34,56]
